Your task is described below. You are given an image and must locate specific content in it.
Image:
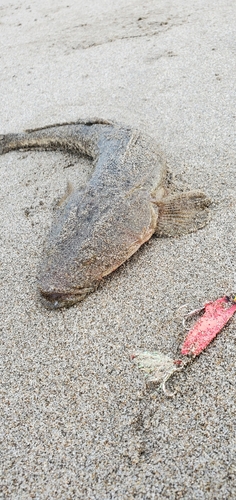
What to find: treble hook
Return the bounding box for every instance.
[161,358,193,397]
[182,306,205,330]
[177,303,205,330]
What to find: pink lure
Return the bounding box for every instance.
[181,296,236,356]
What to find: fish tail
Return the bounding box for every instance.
[0,119,116,158]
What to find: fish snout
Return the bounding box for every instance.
[39,286,95,309]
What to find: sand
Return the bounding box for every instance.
[1,0,235,498]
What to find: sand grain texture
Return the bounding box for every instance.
[1,0,236,498]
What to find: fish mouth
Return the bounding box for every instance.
[39,287,95,309]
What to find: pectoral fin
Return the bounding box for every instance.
[154,191,211,237]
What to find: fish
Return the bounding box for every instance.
[0,118,210,308]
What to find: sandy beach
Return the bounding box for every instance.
[1,0,235,498]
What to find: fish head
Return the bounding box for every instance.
[38,189,158,309]
[39,287,97,309]
[38,264,100,309]
[38,244,101,309]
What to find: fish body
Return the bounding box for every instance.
[0,119,210,308]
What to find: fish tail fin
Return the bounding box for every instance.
[0,133,21,155]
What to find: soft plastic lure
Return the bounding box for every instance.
[181,295,236,356]
[131,294,236,396]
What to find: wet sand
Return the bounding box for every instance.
[1,0,235,498]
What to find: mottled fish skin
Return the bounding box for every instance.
[1,119,211,308]
[0,119,166,308]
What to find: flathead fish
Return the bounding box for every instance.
[0,118,210,308]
